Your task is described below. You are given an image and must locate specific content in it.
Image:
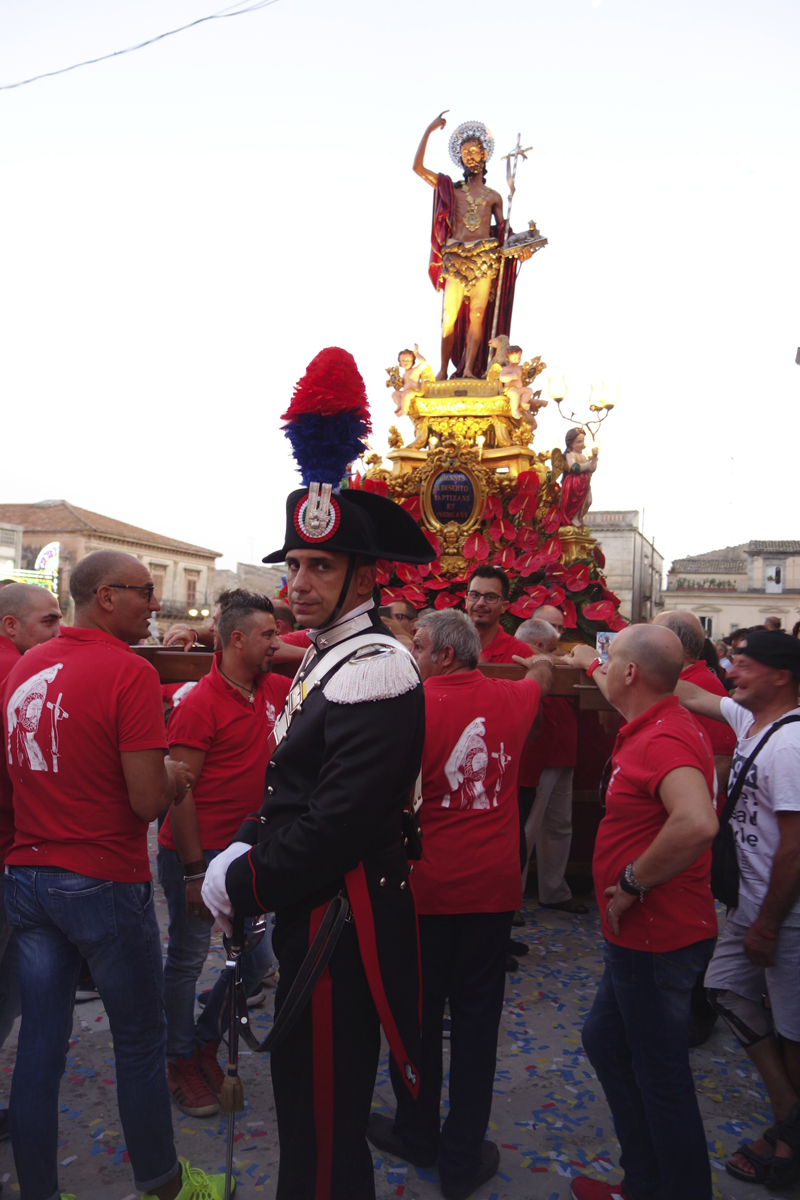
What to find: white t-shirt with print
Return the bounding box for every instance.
[720,698,800,916]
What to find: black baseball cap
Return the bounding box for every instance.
[736,630,800,680]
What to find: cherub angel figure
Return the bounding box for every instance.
[391,345,432,416]
[500,345,549,427]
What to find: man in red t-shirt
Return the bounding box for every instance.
[653,611,738,1047]
[0,584,62,1086]
[653,611,736,800]
[464,565,531,663]
[367,609,552,1200]
[517,611,588,915]
[157,593,290,1117]
[564,626,719,1200]
[2,550,227,1200]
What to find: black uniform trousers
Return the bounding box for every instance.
[389,911,512,1190]
[271,904,381,1200]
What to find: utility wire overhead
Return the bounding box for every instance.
[0,0,280,92]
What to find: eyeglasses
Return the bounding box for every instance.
[95,583,156,601]
[392,612,414,623]
[465,590,503,606]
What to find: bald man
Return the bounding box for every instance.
[3,551,227,1200]
[652,612,737,1048]
[565,627,719,1200]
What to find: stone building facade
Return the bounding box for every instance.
[662,541,800,637]
[584,510,664,623]
[0,500,220,624]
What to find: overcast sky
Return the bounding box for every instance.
[2,0,798,573]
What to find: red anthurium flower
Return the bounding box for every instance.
[583,600,616,622]
[561,598,577,628]
[508,596,537,618]
[541,506,561,534]
[600,585,621,606]
[545,585,565,606]
[492,548,516,569]
[490,518,517,544]
[401,584,427,605]
[422,530,442,557]
[515,470,540,495]
[546,563,569,586]
[565,564,590,592]
[608,613,628,631]
[401,496,422,520]
[417,562,431,578]
[380,588,404,604]
[463,533,490,561]
[540,537,562,563]
[593,546,606,568]
[515,553,541,575]
[508,493,536,520]
[397,563,421,584]
[523,584,547,605]
[434,592,463,610]
[425,578,456,591]
[363,478,389,496]
[428,558,443,577]
[518,528,540,553]
[482,496,503,520]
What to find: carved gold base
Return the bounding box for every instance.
[387,440,544,481]
[558,525,597,565]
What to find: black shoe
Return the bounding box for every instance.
[688,1012,718,1047]
[505,955,519,973]
[508,938,529,956]
[441,1140,500,1200]
[0,1108,8,1142]
[512,910,526,927]
[366,1112,437,1168]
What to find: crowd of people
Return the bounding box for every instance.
[2,531,800,1200]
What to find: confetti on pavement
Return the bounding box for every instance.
[0,830,774,1198]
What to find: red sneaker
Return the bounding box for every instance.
[570,1179,628,1200]
[196,1040,225,1097]
[168,1054,219,1117]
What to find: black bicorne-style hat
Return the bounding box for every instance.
[262,486,436,566]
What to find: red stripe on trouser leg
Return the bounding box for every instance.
[344,863,420,1100]
[310,904,334,1200]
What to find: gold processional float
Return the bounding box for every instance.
[347,113,625,642]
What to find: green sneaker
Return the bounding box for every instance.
[142,1160,234,1200]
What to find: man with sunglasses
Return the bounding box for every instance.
[2,550,228,1200]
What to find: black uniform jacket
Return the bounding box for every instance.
[225,607,426,1094]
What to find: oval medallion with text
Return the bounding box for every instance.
[430,470,474,525]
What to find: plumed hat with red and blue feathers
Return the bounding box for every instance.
[263,347,435,565]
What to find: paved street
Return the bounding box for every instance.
[0,832,786,1200]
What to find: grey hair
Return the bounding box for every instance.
[656,611,705,660]
[515,618,559,649]
[416,609,481,670]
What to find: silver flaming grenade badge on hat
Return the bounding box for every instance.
[293,482,341,543]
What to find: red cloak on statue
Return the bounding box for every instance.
[428,173,519,378]
[559,471,591,527]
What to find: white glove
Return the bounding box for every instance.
[201,842,251,936]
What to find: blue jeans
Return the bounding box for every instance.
[4,865,179,1200]
[582,938,716,1200]
[157,847,275,1059]
[0,877,20,1049]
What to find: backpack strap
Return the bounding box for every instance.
[718,713,800,829]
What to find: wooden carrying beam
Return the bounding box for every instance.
[133,646,613,709]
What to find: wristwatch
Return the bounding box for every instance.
[618,860,651,902]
